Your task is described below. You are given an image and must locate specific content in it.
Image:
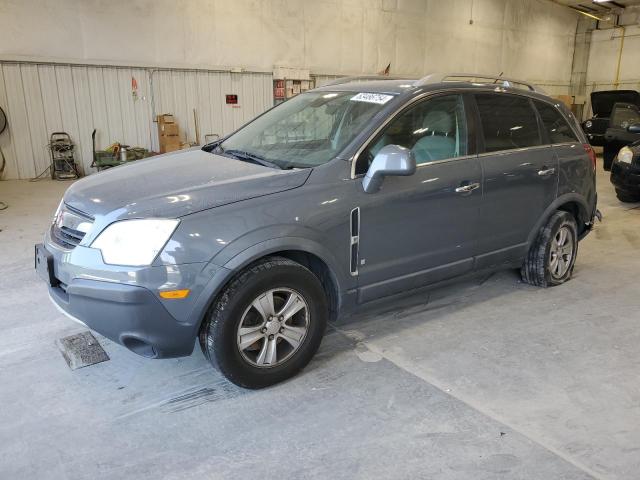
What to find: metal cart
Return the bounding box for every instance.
[49,132,80,180]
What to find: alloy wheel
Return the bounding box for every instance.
[236,288,309,368]
[549,225,574,279]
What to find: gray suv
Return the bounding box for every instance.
[35,74,598,388]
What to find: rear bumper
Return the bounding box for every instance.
[578,192,599,241]
[585,133,605,146]
[49,279,195,358]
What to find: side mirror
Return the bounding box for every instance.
[362,145,417,194]
[627,123,640,134]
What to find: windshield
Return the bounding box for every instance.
[217,91,395,169]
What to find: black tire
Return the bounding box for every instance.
[603,145,615,171]
[199,256,328,389]
[615,188,640,203]
[521,211,578,287]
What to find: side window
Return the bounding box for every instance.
[355,95,468,175]
[534,100,578,144]
[475,94,541,152]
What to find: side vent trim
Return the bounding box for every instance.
[350,207,360,276]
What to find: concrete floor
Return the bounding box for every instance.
[0,159,639,480]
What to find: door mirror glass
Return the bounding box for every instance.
[627,123,640,134]
[362,144,416,193]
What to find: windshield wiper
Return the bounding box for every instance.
[224,149,284,170]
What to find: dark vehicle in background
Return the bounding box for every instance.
[582,90,640,149]
[603,102,640,170]
[611,124,640,202]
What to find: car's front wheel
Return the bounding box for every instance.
[521,211,578,287]
[200,257,328,389]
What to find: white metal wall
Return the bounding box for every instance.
[151,70,273,151]
[0,63,273,179]
[1,0,578,82]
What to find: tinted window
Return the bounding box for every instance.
[534,101,578,143]
[356,95,468,174]
[610,104,640,129]
[476,94,541,152]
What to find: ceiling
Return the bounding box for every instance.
[555,0,640,15]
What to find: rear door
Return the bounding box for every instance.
[534,100,596,216]
[473,93,558,269]
[534,100,589,196]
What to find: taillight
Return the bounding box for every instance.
[583,144,596,171]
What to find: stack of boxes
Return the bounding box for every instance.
[157,114,181,153]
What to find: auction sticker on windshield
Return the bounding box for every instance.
[350,93,394,104]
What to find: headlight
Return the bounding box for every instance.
[52,200,63,225]
[617,146,634,164]
[585,120,593,129]
[91,219,179,266]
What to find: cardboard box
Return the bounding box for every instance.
[157,113,181,153]
[160,138,181,153]
[160,123,179,136]
[554,95,574,109]
[157,114,175,125]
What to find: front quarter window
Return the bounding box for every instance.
[218,91,392,169]
[356,94,468,175]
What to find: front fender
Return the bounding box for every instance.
[217,235,348,290]
[187,235,350,337]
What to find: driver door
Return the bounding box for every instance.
[352,94,482,303]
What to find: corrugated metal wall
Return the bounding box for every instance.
[0,62,273,179]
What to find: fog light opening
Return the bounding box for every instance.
[122,336,157,358]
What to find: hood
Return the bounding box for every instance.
[64,148,311,219]
[591,90,640,117]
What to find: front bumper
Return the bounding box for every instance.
[611,161,640,194]
[49,278,195,358]
[37,236,229,358]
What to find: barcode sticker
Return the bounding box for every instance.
[350,93,394,104]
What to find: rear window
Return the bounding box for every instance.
[475,94,541,152]
[534,101,579,144]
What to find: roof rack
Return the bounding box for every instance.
[320,73,546,94]
[321,75,413,87]
[414,73,546,94]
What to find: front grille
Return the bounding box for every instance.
[51,224,85,248]
[51,205,93,249]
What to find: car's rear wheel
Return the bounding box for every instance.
[199,256,328,389]
[521,211,578,287]
[615,188,640,203]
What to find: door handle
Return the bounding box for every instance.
[455,182,480,193]
[538,167,556,177]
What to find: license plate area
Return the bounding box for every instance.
[34,243,59,287]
